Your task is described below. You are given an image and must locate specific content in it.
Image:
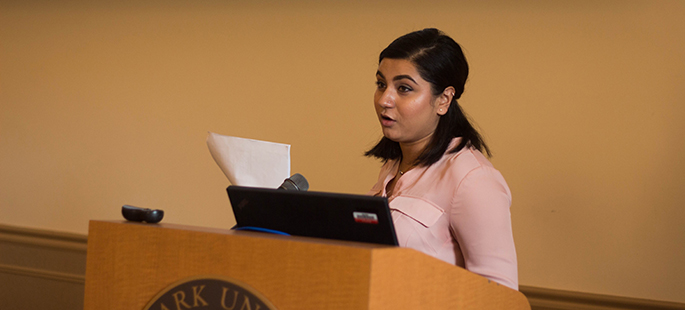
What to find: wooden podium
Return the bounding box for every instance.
[84,220,530,309]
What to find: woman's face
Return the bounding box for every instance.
[374,58,449,147]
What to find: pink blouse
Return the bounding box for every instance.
[368,138,519,290]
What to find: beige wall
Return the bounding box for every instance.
[2,0,684,304]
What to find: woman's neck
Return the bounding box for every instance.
[398,134,433,169]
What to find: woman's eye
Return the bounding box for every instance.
[375,81,386,89]
[398,85,412,92]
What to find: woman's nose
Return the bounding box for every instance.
[378,90,395,108]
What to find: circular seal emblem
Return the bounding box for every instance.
[144,275,278,310]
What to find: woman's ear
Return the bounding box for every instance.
[437,86,455,116]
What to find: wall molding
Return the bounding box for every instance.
[0,224,87,252]
[520,284,685,309]
[0,224,88,309]
[0,224,87,281]
[1,224,683,309]
[0,263,85,284]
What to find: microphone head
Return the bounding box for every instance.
[289,173,309,191]
[278,173,309,191]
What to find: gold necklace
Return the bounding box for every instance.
[398,157,416,176]
[398,164,414,176]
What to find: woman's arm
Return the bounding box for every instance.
[450,166,519,290]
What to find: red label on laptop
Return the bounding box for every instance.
[353,212,379,224]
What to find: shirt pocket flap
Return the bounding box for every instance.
[390,196,444,228]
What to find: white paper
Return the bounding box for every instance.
[206,132,290,188]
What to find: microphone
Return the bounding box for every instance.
[278,173,309,191]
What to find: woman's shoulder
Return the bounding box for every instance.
[442,145,495,179]
[440,146,510,200]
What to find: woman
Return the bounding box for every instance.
[366,28,518,290]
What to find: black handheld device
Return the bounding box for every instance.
[121,205,164,224]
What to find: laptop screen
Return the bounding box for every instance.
[227,186,398,246]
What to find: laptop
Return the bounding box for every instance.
[227,186,398,246]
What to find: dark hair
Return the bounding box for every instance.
[365,28,490,166]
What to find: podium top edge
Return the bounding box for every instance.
[88,220,396,250]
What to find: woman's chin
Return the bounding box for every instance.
[381,131,401,142]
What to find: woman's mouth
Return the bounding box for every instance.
[380,115,395,127]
